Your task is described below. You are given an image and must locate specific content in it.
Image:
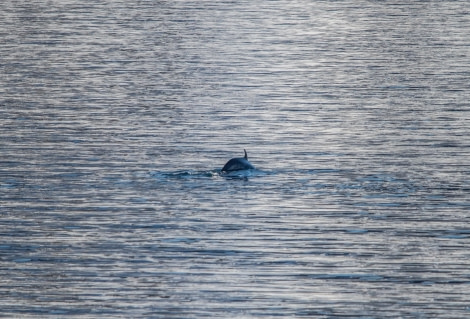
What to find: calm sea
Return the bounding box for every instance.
[1,1,469,318]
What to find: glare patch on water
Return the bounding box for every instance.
[1,0,470,318]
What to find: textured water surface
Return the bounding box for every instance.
[1,1,470,318]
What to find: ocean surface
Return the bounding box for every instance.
[1,1,469,318]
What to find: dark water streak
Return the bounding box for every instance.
[1,1,470,318]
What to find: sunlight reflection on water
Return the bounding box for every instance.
[1,0,470,318]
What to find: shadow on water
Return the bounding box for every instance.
[150,168,270,181]
[150,167,417,196]
[148,166,430,234]
[151,170,219,180]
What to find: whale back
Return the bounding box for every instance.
[221,149,255,172]
[221,158,255,172]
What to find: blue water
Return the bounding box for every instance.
[1,1,470,318]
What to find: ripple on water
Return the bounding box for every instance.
[1,0,470,318]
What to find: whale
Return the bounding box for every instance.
[221,149,255,172]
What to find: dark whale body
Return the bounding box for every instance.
[221,149,255,172]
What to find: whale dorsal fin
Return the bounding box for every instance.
[244,149,248,160]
